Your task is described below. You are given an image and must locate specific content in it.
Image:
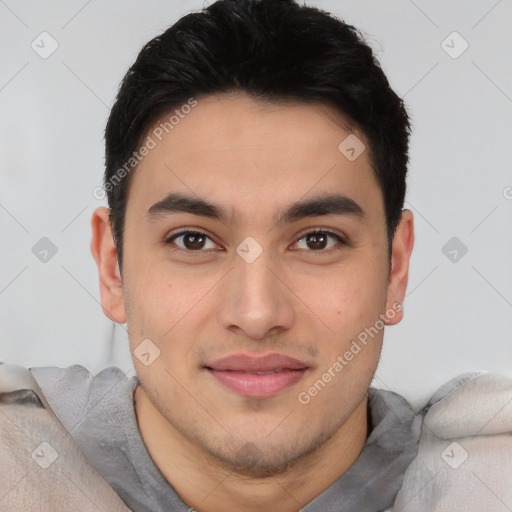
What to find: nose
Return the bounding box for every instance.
[217,247,295,341]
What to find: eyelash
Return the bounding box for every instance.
[163,228,347,255]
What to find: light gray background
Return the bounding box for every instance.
[0,0,511,410]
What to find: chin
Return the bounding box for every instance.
[199,425,335,479]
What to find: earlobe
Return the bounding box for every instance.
[385,209,414,326]
[90,207,127,324]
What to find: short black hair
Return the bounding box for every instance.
[104,0,411,274]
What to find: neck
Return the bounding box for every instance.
[134,386,369,512]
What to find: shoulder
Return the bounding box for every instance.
[0,362,133,511]
[421,371,512,435]
[388,371,512,511]
[29,363,137,428]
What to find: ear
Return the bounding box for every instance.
[90,207,127,323]
[384,209,414,325]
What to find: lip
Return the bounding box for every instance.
[207,353,308,372]
[205,352,309,398]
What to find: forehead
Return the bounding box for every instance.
[126,92,382,224]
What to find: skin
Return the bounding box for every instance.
[91,91,414,512]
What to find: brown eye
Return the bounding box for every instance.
[305,232,328,250]
[182,232,206,250]
[165,231,218,251]
[293,230,345,251]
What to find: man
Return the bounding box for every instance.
[1,0,511,510]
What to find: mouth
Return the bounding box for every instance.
[205,353,309,398]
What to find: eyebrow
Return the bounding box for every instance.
[146,191,365,225]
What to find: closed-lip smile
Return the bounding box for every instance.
[205,352,309,398]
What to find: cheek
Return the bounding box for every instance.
[294,262,388,382]
[303,262,387,324]
[124,269,214,367]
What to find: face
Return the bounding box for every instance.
[93,91,412,478]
